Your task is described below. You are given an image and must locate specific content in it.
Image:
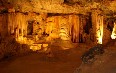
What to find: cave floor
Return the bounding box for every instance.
[0,40,116,73]
[74,40,116,73]
[0,43,88,73]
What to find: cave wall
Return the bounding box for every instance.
[45,14,80,42]
[7,12,45,41]
[0,13,8,37]
[5,13,81,43]
[0,11,114,58]
[0,11,112,45]
[79,14,93,43]
[45,16,60,41]
[103,17,112,44]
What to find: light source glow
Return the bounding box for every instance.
[111,22,116,39]
[96,16,103,44]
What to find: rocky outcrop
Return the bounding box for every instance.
[0,37,31,60]
[0,0,116,14]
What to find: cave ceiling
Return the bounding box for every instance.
[0,0,116,16]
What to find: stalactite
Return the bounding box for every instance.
[54,16,59,32]
[92,10,103,44]
[8,12,27,42]
[101,15,104,42]
[69,15,73,36]
[70,14,79,43]
[11,13,15,35]
[92,11,97,44]
[54,16,60,38]
[79,15,84,43]
[8,13,16,35]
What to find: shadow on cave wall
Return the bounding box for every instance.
[107,18,115,32]
[0,36,32,61]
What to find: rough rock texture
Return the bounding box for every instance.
[0,37,32,60]
[0,0,116,14]
[0,0,115,60]
[0,0,115,44]
[0,14,8,37]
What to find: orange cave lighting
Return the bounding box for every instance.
[111,22,116,39]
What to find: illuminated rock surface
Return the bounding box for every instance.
[0,0,116,73]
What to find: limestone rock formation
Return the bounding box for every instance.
[0,0,116,59]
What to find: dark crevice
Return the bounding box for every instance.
[64,0,69,3]
[63,0,82,6]
[0,8,8,14]
[107,18,115,32]
[23,12,28,15]
[47,13,72,17]
[27,20,34,35]
[84,13,92,34]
